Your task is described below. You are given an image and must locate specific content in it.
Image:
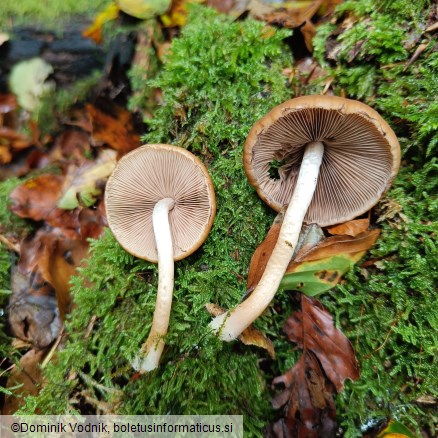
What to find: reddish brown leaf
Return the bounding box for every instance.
[86,103,140,155]
[0,93,18,113]
[2,349,47,414]
[326,218,370,237]
[291,229,381,264]
[9,174,65,222]
[48,129,92,165]
[0,126,32,149]
[246,210,283,292]
[270,295,359,437]
[9,227,90,347]
[271,352,337,438]
[284,296,359,392]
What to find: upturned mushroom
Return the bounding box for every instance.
[210,95,400,341]
[105,144,216,371]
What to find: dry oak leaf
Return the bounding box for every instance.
[270,295,359,437]
[284,295,359,392]
[271,351,337,438]
[85,104,140,155]
[2,349,47,415]
[326,217,370,237]
[247,212,380,296]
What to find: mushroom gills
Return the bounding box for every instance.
[210,141,324,340]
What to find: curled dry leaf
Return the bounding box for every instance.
[270,295,359,437]
[9,174,64,222]
[2,349,47,415]
[85,104,140,156]
[247,211,380,297]
[205,303,275,358]
[57,149,117,210]
[326,217,370,237]
[8,266,60,349]
[8,223,95,348]
[271,352,337,438]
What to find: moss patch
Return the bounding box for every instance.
[0,0,111,29]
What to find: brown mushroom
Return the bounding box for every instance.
[105,144,216,371]
[210,95,400,341]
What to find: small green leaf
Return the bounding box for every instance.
[376,419,417,438]
[280,252,365,296]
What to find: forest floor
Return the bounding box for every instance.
[0,1,437,437]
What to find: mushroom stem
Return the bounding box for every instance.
[132,197,175,372]
[210,141,324,340]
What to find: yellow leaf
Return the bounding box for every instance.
[82,3,120,44]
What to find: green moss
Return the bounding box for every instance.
[0,0,111,29]
[0,243,14,360]
[321,162,438,436]
[0,177,31,238]
[312,0,438,435]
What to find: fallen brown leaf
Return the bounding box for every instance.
[326,217,370,237]
[292,229,381,264]
[9,174,65,222]
[270,295,359,437]
[271,352,337,438]
[9,226,90,347]
[246,210,284,292]
[284,295,359,391]
[48,129,92,165]
[86,103,140,155]
[2,349,47,415]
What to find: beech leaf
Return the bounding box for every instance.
[85,104,140,155]
[376,420,417,438]
[2,349,47,415]
[270,295,359,437]
[283,295,359,392]
[9,174,65,222]
[326,217,370,237]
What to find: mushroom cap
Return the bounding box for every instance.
[105,144,216,262]
[244,95,400,227]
